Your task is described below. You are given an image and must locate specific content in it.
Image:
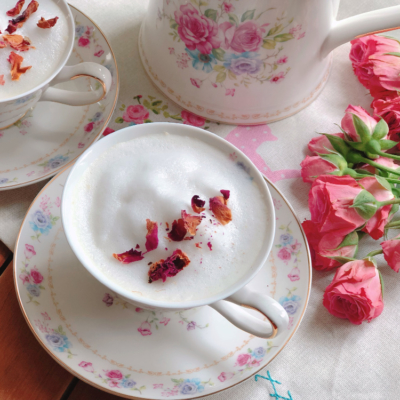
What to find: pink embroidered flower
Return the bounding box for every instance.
[108,380,120,388]
[160,317,170,326]
[103,127,115,136]
[24,244,36,259]
[270,72,285,83]
[84,122,94,133]
[168,47,175,54]
[79,361,94,373]
[102,293,114,307]
[190,78,202,88]
[220,21,265,53]
[225,88,235,96]
[174,3,221,54]
[288,267,300,281]
[177,52,191,69]
[222,2,234,12]
[138,321,152,336]
[54,197,61,208]
[105,370,123,380]
[278,247,291,263]
[153,384,163,389]
[236,353,251,366]
[41,312,50,320]
[181,110,206,127]
[135,307,144,313]
[187,321,196,330]
[290,240,301,252]
[289,24,305,39]
[77,142,84,148]
[218,372,234,382]
[19,272,30,285]
[94,45,104,57]
[249,358,261,367]
[78,36,90,48]
[30,267,43,284]
[123,105,149,124]
[277,56,288,64]
[211,82,217,88]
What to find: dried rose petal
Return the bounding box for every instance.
[168,218,187,241]
[195,243,201,248]
[145,219,158,252]
[9,0,39,29]
[112,248,144,264]
[0,41,6,49]
[181,210,202,236]
[37,16,58,28]
[220,190,230,201]
[6,24,17,34]
[3,34,35,51]
[7,0,25,16]
[8,51,31,81]
[209,193,232,225]
[0,75,4,86]
[191,195,206,213]
[148,249,190,283]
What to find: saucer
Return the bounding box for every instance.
[14,166,311,399]
[0,5,119,191]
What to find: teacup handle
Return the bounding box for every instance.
[209,286,289,339]
[39,62,112,105]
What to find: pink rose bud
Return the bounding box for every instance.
[341,105,379,142]
[372,96,400,144]
[300,153,347,183]
[323,259,384,324]
[381,234,400,272]
[308,133,344,155]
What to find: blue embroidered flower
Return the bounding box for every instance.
[45,333,71,352]
[47,155,69,169]
[280,234,293,245]
[179,378,204,394]
[252,347,266,359]
[26,284,40,297]
[121,378,136,388]
[0,178,9,184]
[279,295,301,315]
[75,25,85,37]
[223,52,262,75]
[30,210,52,235]
[92,112,102,121]
[185,48,217,73]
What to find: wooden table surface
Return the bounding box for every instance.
[0,241,125,400]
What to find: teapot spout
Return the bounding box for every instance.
[321,5,400,59]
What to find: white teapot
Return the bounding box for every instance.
[139,0,400,125]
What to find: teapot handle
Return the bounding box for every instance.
[321,5,400,58]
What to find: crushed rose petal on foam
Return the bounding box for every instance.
[209,190,232,225]
[168,218,187,241]
[148,249,190,283]
[112,248,144,264]
[3,34,35,51]
[7,0,25,17]
[181,210,202,236]
[0,41,6,48]
[145,219,158,252]
[8,51,31,81]
[7,0,39,31]
[191,195,206,213]
[37,16,58,28]
[0,75,4,85]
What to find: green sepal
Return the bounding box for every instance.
[318,152,348,170]
[378,269,385,297]
[353,114,372,143]
[391,187,400,197]
[379,139,399,150]
[375,175,393,192]
[384,52,400,57]
[345,140,366,151]
[372,118,389,140]
[354,168,374,176]
[389,203,400,217]
[351,190,378,219]
[321,133,351,156]
[326,256,357,264]
[333,231,359,250]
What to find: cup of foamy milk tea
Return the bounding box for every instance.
[62,123,289,339]
[0,0,112,129]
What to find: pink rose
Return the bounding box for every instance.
[220,20,264,53]
[270,72,285,83]
[102,293,114,307]
[308,133,345,155]
[323,259,384,324]
[174,4,221,54]
[19,272,30,285]
[94,45,104,57]
[288,267,300,281]
[218,372,234,382]
[24,244,36,259]
[300,155,340,183]
[123,105,149,124]
[187,321,196,330]
[138,321,152,336]
[181,110,205,127]
[103,127,115,136]
[222,2,234,13]
[359,156,399,175]
[105,370,123,380]
[277,56,288,64]
[359,176,394,240]
[135,307,144,313]
[290,240,301,253]
[225,88,235,96]
[236,353,251,366]
[84,122,94,133]
[190,78,201,88]
[41,312,50,320]
[30,267,43,284]
[160,317,170,326]
[249,358,261,367]
[79,361,94,373]
[78,36,90,48]
[372,96,400,143]
[153,384,163,389]
[277,247,291,263]
[341,105,379,142]
[78,143,84,149]
[381,234,400,272]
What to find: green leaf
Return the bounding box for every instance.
[216,72,226,83]
[115,117,124,123]
[212,47,225,61]
[213,64,226,72]
[227,69,237,80]
[274,33,294,42]
[378,269,385,297]
[262,38,276,49]
[152,100,162,107]
[152,109,160,115]
[379,139,398,150]
[353,114,372,143]
[169,19,178,30]
[267,24,283,36]
[228,13,239,26]
[199,0,208,6]
[247,348,252,353]
[143,99,151,109]
[267,340,273,346]
[384,52,400,57]
[204,9,218,22]
[351,189,378,219]
[163,111,170,118]
[372,118,389,140]
[241,9,255,22]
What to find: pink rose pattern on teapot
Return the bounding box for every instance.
[161,1,305,95]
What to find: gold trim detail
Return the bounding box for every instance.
[0,109,30,130]
[241,305,278,339]
[356,26,400,38]
[70,74,107,105]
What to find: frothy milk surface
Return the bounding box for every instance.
[72,133,269,302]
[0,0,69,99]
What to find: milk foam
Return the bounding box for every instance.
[72,133,269,302]
[0,0,69,99]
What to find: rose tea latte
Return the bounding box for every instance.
[71,132,270,302]
[0,0,69,100]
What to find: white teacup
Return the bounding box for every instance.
[0,0,112,130]
[61,122,289,338]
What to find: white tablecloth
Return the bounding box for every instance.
[1,0,400,398]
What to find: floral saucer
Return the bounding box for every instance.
[14,167,311,399]
[0,5,119,191]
